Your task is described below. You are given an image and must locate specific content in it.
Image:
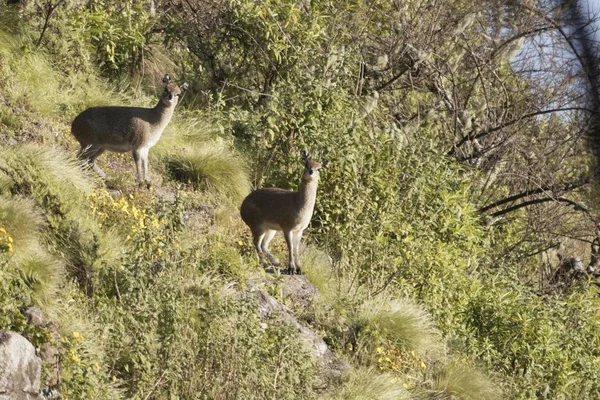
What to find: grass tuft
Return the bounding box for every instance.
[432,362,501,400]
[164,144,250,203]
[155,116,250,203]
[0,145,127,293]
[0,195,63,303]
[326,367,410,400]
[0,143,96,203]
[301,246,335,295]
[353,296,442,356]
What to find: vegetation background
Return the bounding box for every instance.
[1,0,600,399]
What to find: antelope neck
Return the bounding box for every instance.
[154,100,176,122]
[297,176,318,207]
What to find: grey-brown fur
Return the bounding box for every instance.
[240,151,328,274]
[71,74,188,188]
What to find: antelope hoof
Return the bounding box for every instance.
[263,265,275,274]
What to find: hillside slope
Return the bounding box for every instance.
[1,1,600,399]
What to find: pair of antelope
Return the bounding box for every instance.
[72,74,327,275]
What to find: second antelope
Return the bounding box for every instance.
[240,151,328,275]
[71,74,188,188]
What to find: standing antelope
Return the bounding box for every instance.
[240,151,328,275]
[71,74,188,188]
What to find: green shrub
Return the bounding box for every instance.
[66,1,156,76]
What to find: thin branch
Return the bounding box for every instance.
[375,65,411,92]
[448,107,592,156]
[35,0,65,48]
[479,177,591,213]
[490,196,591,218]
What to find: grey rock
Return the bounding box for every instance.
[22,307,46,327]
[0,331,42,400]
[249,278,348,382]
[281,275,319,311]
[39,343,60,388]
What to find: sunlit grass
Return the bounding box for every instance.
[301,246,335,294]
[162,147,250,203]
[0,195,62,303]
[353,296,443,357]
[432,361,501,400]
[326,367,411,400]
[0,143,96,204]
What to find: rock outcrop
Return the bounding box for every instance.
[249,276,348,383]
[0,331,42,400]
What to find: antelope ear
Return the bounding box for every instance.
[180,82,189,91]
[162,74,171,84]
[301,150,310,163]
[321,158,329,168]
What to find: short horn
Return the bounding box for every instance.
[162,74,171,84]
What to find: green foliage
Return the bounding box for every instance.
[95,254,318,398]
[66,1,155,76]
[0,268,50,346]
[450,279,600,399]
[0,145,126,293]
